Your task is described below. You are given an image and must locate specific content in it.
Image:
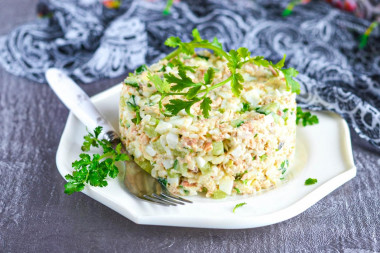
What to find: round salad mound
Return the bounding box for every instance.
[119,51,296,198]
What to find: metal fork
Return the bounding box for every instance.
[45,68,192,206]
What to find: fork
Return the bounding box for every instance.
[45,68,192,206]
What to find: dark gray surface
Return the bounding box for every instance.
[1,1,379,252]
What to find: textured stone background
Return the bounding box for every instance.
[0,1,379,252]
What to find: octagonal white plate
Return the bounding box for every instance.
[56,84,356,229]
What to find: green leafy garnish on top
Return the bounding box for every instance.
[64,127,129,195]
[139,28,301,119]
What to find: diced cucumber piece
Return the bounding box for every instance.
[152,140,165,154]
[195,156,207,169]
[144,125,158,138]
[135,158,153,174]
[173,159,179,171]
[167,177,179,185]
[219,176,233,195]
[179,163,188,174]
[212,141,224,156]
[149,117,159,126]
[167,169,180,178]
[172,149,187,158]
[199,162,212,174]
[256,102,279,115]
[212,190,227,199]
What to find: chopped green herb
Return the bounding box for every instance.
[280,160,288,174]
[231,119,244,128]
[158,177,168,187]
[233,202,247,213]
[255,107,270,115]
[240,102,250,113]
[124,78,139,88]
[296,107,319,126]
[234,187,241,194]
[260,154,268,161]
[64,127,129,195]
[135,64,148,74]
[254,133,258,138]
[235,170,248,180]
[252,155,256,160]
[196,54,209,60]
[127,95,141,124]
[305,178,318,185]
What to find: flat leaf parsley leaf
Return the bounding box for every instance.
[233,202,247,213]
[296,107,319,126]
[64,126,129,195]
[282,68,300,94]
[165,99,199,116]
[148,28,301,119]
[141,29,300,121]
[200,97,212,118]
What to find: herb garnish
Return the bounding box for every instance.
[260,154,268,161]
[64,127,129,195]
[124,76,139,88]
[146,29,300,119]
[296,107,319,126]
[235,170,248,180]
[240,102,251,113]
[135,64,148,74]
[280,160,289,175]
[233,202,247,213]
[231,119,245,128]
[127,95,141,124]
[305,178,318,185]
[158,177,168,187]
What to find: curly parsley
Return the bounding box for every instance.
[64,127,129,195]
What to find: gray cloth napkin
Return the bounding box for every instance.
[0,0,379,149]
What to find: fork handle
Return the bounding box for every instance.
[45,68,118,140]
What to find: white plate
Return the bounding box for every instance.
[56,84,356,229]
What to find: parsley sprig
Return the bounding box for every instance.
[148,29,301,119]
[296,107,319,126]
[64,127,129,195]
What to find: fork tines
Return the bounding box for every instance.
[143,193,192,206]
